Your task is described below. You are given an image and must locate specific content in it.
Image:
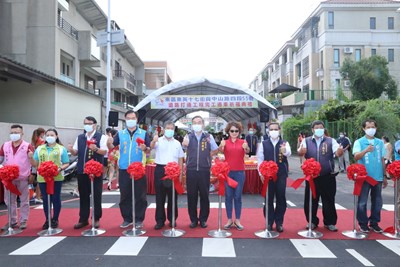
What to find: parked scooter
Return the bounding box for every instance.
[63,154,77,181]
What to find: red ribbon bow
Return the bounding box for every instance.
[127,162,145,180]
[0,165,21,196]
[161,162,184,194]
[136,137,145,147]
[387,160,400,181]
[259,161,279,198]
[84,159,103,180]
[290,158,321,198]
[211,160,238,196]
[346,163,378,196]
[38,161,59,195]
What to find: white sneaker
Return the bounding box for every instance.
[34,198,43,204]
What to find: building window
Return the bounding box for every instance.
[371,49,377,56]
[370,17,376,29]
[388,49,394,62]
[355,49,361,62]
[328,11,334,29]
[334,49,340,68]
[84,75,96,90]
[302,57,309,78]
[388,17,394,30]
[320,51,324,68]
[296,63,301,79]
[335,79,340,89]
[114,91,122,102]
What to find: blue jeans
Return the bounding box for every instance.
[39,181,63,221]
[357,181,383,227]
[225,171,245,219]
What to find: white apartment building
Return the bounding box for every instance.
[250,0,400,120]
[0,0,144,142]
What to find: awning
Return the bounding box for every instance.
[268,83,301,94]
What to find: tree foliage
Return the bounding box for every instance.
[340,55,398,100]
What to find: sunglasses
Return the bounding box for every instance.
[230,130,239,133]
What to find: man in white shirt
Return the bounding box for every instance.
[150,121,184,230]
[68,116,108,229]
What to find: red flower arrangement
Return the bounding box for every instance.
[0,165,21,195]
[161,162,184,194]
[211,160,238,196]
[127,162,145,180]
[136,137,145,147]
[259,161,279,198]
[86,139,96,148]
[84,159,103,180]
[346,163,378,196]
[38,161,59,195]
[290,158,321,198]
[387,160,400,180]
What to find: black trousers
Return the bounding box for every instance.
[263,172,287,226]
[77,173,103,222]
[186,169,210,223]
[304,174,337,226]
[119,169,148,223]
[154,165,178,225]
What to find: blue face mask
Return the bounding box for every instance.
[314,128,324,137]
[126,119,137,128]
[164,129,174,138]
[249,131,253,135]
[192,124,202,133]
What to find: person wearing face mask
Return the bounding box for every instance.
[107,110,151,229]
[257,122,291,232]
[245,127,258,156]
[298,120,343,232]
[219,121,250,231]
[150,121,184,230]
[337,132,350,173]
[0,125,35,230]
[352,119,387,233]
[68,116,108,229]
[182,115,219,228]
[30,127,46,204]
[30,129,69,229]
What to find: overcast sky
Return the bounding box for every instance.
[95,0,321,87]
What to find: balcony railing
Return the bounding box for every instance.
[57,14,78,40]
[111,101,134,110]
[307,89,352,101]
[113,70,136,90]
[60,73,75,85]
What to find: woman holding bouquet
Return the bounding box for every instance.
[30,129,69,229]
[218,121,250,230]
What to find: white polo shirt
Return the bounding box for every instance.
[154,136,184,165]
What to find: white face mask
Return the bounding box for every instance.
[365,128,376,137]
[10,133,21,142]
[126,119,137,128]
[269,130,279,139]
[84,124,93,133]
[164,129,174,138]
[46,136,56,144]
[192,124,202,133]
[249,131,253,135]
[314,128,324,138]
[339,134,344,138]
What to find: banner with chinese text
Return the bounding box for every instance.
[151,95,258,109]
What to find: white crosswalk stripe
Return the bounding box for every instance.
[9,236,66,255]
[102,191,120,195]
[346,249,375,266]
[377,240,400,256]
[202,238,236,257]
[382,204,394,211]
[105,237,148,256]
[290,239,336,258]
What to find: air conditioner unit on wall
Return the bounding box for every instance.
[344,80,351,87]
[343,47,353,54]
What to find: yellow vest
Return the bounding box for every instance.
[37,144,64,182]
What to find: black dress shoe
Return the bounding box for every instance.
[267,225,273,231]
[94,220,100,229]
[42,221,49,230]
[276,225,284,233]
[200,221,207,228]
[154,223,164,230]
[51,219,59,228]
[189,221,198,228]
[74,221,88,229]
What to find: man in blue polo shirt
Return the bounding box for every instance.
[353,119,387,233]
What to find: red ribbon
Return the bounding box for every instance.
[259,161,278,198]
[211,161,238,196]
[127,162,145,180]
[290,158,321,198]
[86,139,96,148]
[136,137,145,147]
[161,162,184,194]
[347,163,378,196]
[0,165,21,196]
[84,159,103,181]
[38,161,59,195]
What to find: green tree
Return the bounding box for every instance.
[340,55,398,100]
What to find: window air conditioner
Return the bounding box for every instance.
[343,47,353,54]
[344,80,351,87]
